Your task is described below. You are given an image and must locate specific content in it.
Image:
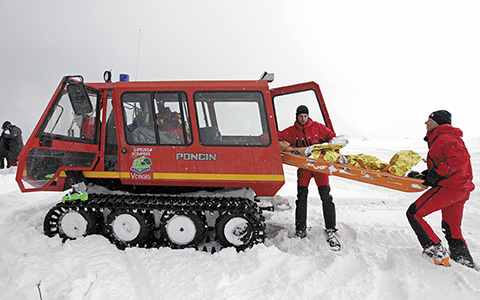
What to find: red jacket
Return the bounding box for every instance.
[279,118,335,147]
[426,124,475,191]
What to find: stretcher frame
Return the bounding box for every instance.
[281,152,427,193]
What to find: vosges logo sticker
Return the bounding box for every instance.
[131,156,152,174]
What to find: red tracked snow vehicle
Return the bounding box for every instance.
[16,72,335,251]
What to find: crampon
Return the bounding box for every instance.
[423,242,451,267]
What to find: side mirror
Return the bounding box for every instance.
[67,81,93,115]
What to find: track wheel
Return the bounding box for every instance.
[44,206,98,240]
[160,211,207,249]
[106,209,152,247]
[216,212,260,250]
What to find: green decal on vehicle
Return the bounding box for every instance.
[131,157,152,174]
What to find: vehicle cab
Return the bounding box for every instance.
[16,73,333,197]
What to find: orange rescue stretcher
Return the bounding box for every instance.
[281,151,427,193]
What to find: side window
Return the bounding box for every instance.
[194,91,271,146]
[154,92,192,145]
[122,91,192,146]
[122,93,156,145]
[39,81,100,143]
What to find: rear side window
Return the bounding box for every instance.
[194,91,271,146]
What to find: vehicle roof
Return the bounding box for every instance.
[87,80,271,91]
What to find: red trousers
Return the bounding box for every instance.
[407,186,470,248]
[297,169,329,187]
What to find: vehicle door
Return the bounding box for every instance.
[16,76,102,192]
[117,91,193,185]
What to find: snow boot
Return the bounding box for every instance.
[326,229,341,251]
[293,230,307,239]
[442,220,476,269]
[423,242,451,267]
[447,239,475,269]
[294,186,309,238]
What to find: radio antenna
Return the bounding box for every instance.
[135,29,141,81]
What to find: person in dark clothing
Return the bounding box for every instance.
[278,105,341,251]
[407,110,475,268]
[1,121,23,167]
[0,132,9,169]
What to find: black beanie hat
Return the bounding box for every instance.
[2,121,11,130]
[429,110,451,125]
[296,105,309,117]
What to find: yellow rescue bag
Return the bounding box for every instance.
[308,143,422,177]
[346,154,389,171]
[309,144,345,163]
[388,150,423,176]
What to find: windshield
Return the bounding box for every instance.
[37,78,101,143]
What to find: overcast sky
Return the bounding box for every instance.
[1,0,479,140]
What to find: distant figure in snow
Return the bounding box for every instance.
[1,121,23,168]
[406,110,476,268]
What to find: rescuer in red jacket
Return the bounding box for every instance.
[278,105,340,251]
[407,110,476,268]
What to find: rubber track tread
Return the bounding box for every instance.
[45,193,266,251]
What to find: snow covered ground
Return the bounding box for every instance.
[1,138,479,300]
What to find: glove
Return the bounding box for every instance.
[407,171,420,178]
[423,169,443,187]
[329,135,349,146]
[304,145,314,157]
[408,169,428,179]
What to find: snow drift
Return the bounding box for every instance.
[1,138,479,300]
